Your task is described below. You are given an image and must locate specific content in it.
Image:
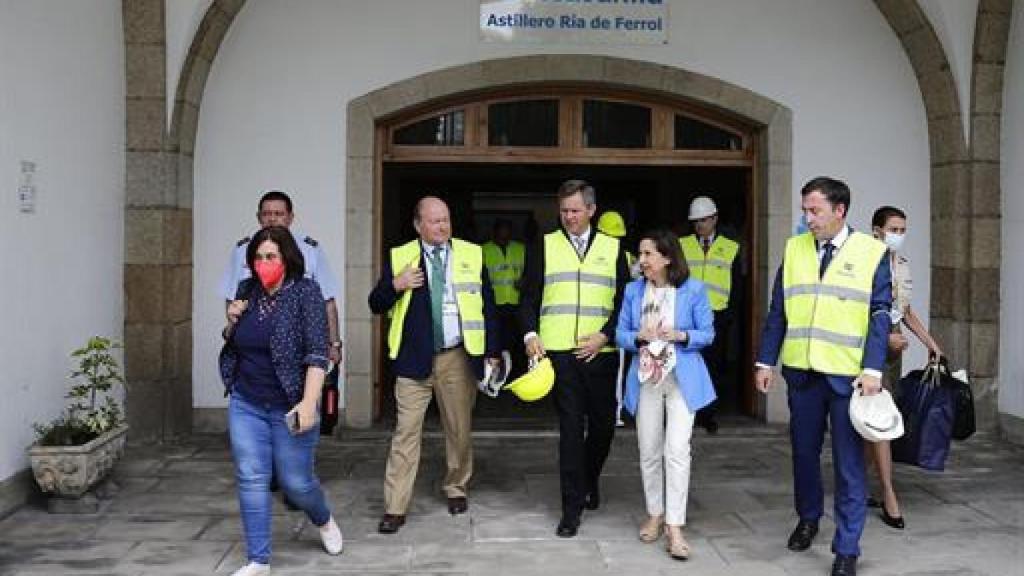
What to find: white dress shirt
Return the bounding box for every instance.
[421,240,463,349]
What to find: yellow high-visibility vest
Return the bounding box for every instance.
[780,231,887,376]
[482,240,525,305]
[539,231,618,352]
[387,238,486,359]
[680,234,739,311]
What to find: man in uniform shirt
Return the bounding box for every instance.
[679,196,740,433]
[221,190,343,366]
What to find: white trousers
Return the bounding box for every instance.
[636,373,694,526]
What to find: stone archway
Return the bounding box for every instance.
[343,56,794,426]
[122,0,1015,438]
[873,0,1014,428]
[122,0,246,441]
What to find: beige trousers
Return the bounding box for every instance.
[636,373,695,526]
[383,346,477,515]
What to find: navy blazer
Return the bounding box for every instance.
[756,231,892,395]
[368,244,501,380]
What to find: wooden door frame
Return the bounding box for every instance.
[372,85,761,421]
[344,56,794,429]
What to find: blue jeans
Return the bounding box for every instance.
[229,394,331,564]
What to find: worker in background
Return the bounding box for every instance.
[597,210,639,427]
[482,219,527,379]
[679,196,740,434]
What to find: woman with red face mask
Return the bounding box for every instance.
[219,226,342,576]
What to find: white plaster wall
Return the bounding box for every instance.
[999,1,1024,419]
[0,0,125,483]
[166,0,213,126]
[918,0,979,141]
[191,0,932,408]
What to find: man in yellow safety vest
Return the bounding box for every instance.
[368,196,502,534]
[482,219,527,378]
[679,196,740,434]
[754,177,891,576]
[520,180,631,538]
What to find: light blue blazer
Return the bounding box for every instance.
[615,277,716,415]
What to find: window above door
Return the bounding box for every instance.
[383,86,754,166]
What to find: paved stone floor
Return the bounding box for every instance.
[1,421,1022,575]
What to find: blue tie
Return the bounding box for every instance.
[429,247,445,352]
[819,241,834,279]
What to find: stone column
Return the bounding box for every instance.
[123,0,192,441]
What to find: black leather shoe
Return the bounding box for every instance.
[786,520,818,551]
[447,496,468,515]
[880,505,905,529]
[831,554,857,576]
[556,515,581,538]
[377,513,406,534]
[583,490,600,510]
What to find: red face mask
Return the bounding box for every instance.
[253,259,285,289]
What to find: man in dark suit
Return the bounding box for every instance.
[368,196,501,534]
[755,177,891,576]
[519,179,631,538]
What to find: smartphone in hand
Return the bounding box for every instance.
[285,410,301,435]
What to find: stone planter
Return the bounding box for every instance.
[27,424,128,498]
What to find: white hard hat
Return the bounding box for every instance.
[478,350,512,398]
[688,196,717,220]
[849,388,904,442]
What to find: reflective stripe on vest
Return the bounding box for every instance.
[779,231,886,376]
[387,238,487,359]
[679,235,738,311]
[482,241,525,305]
[539,230,618,352]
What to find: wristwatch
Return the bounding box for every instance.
[330,341,343,349]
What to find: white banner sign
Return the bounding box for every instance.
[480,0,668,45]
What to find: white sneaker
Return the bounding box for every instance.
[230,562,270,576]
[319,516,344,555]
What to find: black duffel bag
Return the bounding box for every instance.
[892,360,953,470]
[943,359,976,441]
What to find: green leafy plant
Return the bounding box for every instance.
[33,336,125,446]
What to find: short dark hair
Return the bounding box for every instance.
[871,205,907,229]
[258,190,293,213]
[246,226,305,282]
[640,228,689,287]
[557,179,596,206]
[800,177,850,214]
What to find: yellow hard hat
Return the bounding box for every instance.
[504,357,555,402]
[597,211,627,238]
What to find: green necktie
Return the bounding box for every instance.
[430,246,445,352]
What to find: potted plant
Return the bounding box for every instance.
[27,336,128,500]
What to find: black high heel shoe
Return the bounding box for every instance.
[880,504,905,530]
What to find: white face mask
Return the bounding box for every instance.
[883,232,905,252]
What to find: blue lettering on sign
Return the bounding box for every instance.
[486,13,558,28]
[614,16,662,30]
